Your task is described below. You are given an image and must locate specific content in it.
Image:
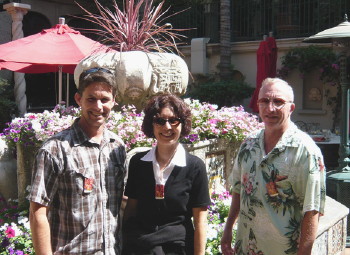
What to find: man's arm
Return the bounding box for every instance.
[192,206,208,255]
[221,192,241,255]
[29,201,53,255]
[297,210,320,255]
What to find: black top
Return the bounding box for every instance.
[124,150,211,252]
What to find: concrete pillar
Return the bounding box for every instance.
[3,2,31,117]
[190,38,210,75]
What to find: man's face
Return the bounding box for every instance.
[74,82,115,130]
[258,83,295,131]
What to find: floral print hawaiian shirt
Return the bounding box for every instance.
[231,122,326,255]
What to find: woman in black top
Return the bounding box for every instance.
[123,94,210,255]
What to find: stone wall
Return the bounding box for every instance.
[0,137,17,201]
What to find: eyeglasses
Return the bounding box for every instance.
[257,97,293,110]
[83,67,113,75]
[153,117,182,126]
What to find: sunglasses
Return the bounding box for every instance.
[257,97,293,110]
[153,117,182,126]
[83,67,113,75]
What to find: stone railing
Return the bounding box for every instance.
[183,138,241,191]
[313,196,349,255]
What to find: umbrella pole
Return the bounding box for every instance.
[59,66,62,104]
[66,73,69,106]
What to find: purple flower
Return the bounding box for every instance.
[1,237,10,248]
[8,247,14,254]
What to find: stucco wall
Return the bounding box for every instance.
[180,38,337,130]
[24,0,83,26]
[0,12,12,81]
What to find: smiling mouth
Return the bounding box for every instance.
[161,132,174,137]
[91,112,104,118]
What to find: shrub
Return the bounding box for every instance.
[186,80,254,108]
[0,78,17,131]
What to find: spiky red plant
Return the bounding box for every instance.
[76,0,188,53]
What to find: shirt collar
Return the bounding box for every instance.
[141,143,187,167]
[71,118,116,146]
[259,122,300,153]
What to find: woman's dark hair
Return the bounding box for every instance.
[142,94,192,138]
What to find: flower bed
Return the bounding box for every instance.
[1,99,263,151]
[206,190,235,255]
[0,197,33,255]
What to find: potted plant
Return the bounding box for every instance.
[75,0,190,111]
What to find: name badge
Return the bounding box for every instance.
[84,177,94,194]
[155,184,165,199]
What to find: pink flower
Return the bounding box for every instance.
[245,182,253,195]
[332,63,339,70]
[5,226,15,238]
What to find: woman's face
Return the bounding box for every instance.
[153,107,182,147]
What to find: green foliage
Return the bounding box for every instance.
[278,45,337,77]
[277,45,341,129]
[76,0,187,53]
[0,78,17,132]
[186,80,254,108]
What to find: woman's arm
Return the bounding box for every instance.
[122,197,138,223]
[192,206,208,255]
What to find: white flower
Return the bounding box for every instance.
[31,120,41,132]
[18,216,30,230]
[0,223,8,231]
[11,222,23,236]
[206,224,219,240]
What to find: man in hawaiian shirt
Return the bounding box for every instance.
[28,68,126,254]
[221,78,326,255]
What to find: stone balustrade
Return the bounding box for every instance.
[313,196,348,255]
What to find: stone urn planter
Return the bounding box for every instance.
[74,51,189,111]
[0,138,17,202]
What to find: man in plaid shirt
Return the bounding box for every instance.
[28,68,126,254]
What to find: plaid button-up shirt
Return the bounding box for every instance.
[28,119,126,254]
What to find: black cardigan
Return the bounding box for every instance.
[124,149,211,251]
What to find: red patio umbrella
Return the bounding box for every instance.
[249,36,278,113]
[249,40,271,113]
[0,17,110,103]
[267,36,277,77]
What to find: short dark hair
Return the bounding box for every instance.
[78,68,117,96]
[142,94,192,138]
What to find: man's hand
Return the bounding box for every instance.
[221,228,234,255]
[220,192,240,255]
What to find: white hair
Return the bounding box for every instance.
[260,78,294,102]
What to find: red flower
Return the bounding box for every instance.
[5,226,15,238]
